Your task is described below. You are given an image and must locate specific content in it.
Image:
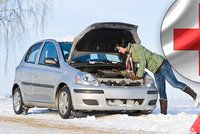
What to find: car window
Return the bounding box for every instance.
[73,53,121,63]
[39,42,59,66]
[25,43,42,64]
[59,42,72,61]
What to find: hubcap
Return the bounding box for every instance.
[13,91,21,111]
[58,91,69,115]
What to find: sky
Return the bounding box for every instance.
[1,0,200,100]
[42,0,174,53]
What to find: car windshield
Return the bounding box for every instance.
[72,53,121,63]
[59,42,72,61]
[59,42,121,63]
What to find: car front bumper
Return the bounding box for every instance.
[70,84,158,111]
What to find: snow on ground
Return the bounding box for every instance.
[0,97,199,134]
[0,122,80,134]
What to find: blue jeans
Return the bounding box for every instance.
[154,60,187,100]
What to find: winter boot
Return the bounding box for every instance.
[183,87,197,100]
[159,99,167,115]
[183,87,200,107]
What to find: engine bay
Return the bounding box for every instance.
[75,66,143,86]
[95,69,142,86]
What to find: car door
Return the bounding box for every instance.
[20,43,42,101]
[31,41,61,104]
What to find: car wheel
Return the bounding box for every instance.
[13,87,27,114]
[58,87,72,119]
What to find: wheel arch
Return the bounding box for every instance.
[55,82,71,105]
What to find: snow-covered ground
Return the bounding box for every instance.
[0,97,199,134]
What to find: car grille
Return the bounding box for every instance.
[106,99,144,106]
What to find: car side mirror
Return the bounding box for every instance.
[44,58,57,66]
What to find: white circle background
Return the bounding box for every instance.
[161,0,200,83]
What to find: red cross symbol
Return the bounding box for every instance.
[174,4,200,75]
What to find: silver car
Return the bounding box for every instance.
[12,22,158,119]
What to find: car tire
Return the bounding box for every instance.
[13,87,28,114]
[58,86,72,119]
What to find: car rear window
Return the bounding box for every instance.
[25,43,42,64]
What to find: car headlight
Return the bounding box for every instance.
[144,73,155,87]
[75,71,99,86]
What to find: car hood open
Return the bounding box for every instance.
[68,22,141,63]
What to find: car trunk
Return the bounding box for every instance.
[69,22,143,86]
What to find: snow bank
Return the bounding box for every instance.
[0,98,199,133]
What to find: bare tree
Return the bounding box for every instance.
[0,0,50,72]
